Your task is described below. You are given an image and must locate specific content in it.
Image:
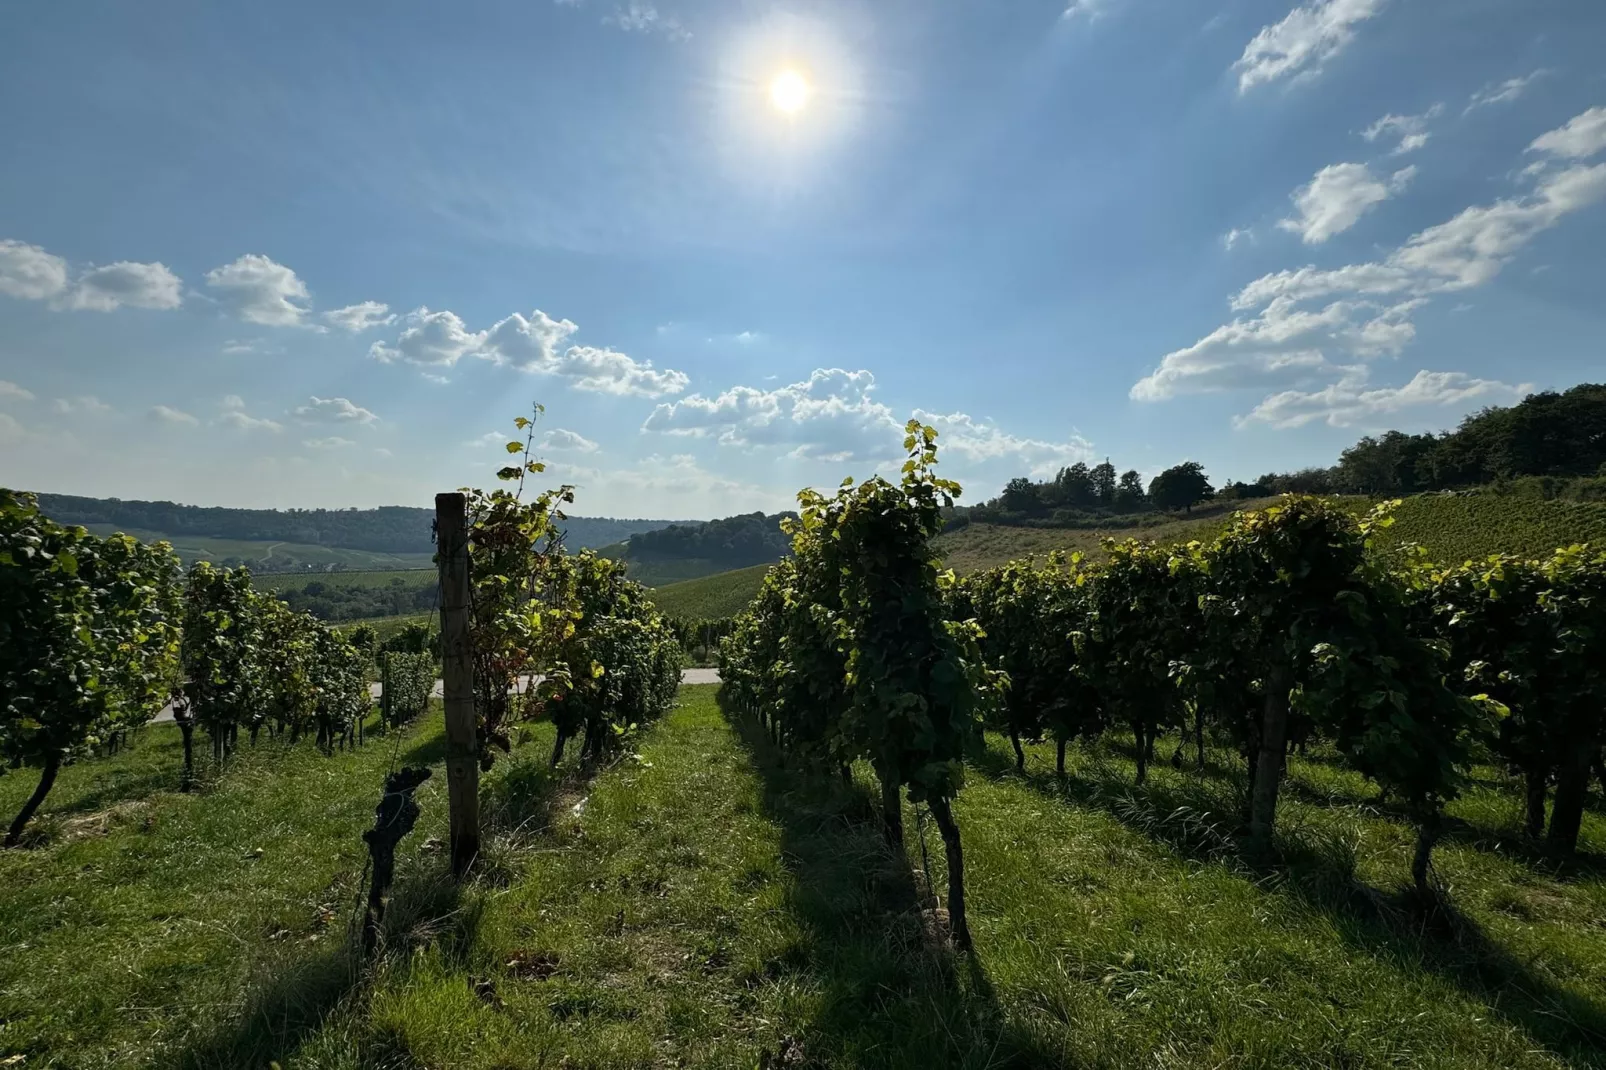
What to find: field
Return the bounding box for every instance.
[83,525,437,573]
[254,569,436,592]
[2,684,1602,1068]
[647,563,775,618]
[1378,494,1606,564]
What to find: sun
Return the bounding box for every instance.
[769,69,811,114]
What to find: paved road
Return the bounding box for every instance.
[152,667,722,723]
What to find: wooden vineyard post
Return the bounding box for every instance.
[436,492,480,877]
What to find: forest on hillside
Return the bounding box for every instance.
[31,494,675,555]
[622,511,795,570]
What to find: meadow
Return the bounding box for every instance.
[1,685,1602,1068]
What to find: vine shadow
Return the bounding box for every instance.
[970,735,1606,1065]
[161,860,477,1070]
[727,710,1071,1069]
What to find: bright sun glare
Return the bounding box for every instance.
[769,69,811,114]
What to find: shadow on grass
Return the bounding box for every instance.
[162,861,476,1070]
[971,735,1606,1066]
[727,709,1070,1069]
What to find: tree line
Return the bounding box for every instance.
[966,382,1606,529]
[32,493,675,558]
[618,510,795,571]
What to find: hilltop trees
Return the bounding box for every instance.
[1148,461,1214,513]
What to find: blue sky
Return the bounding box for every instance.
[2,0,1603,518]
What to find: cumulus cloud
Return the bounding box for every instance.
[60,261,183,312]
[1528,105,1606,161]
[1234,0,1387,93]
[1465,70,1548,113]
[322,301,395,332]
[205,254,313,327]
[0,380,35,402]
[294,395,379,425]
[603,2,690,40]
[303,436,355,449]
[643,368,902,462]
[0,239,184,313]
[0,239,70,300]
[149,405,199,425]
[52,396,112,415]
[1133,107,1606,415]
[215,396,282,432]
[1362,103,1442,155]
[1278,162,1415,244]
[1223,227,1254,250]
[372,306,687,398]
[541,428,600,453]
[1237,368,1532,429]
[644,368,1094,476]
[910,410,1095,478]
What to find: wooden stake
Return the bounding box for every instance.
[436,492,479,877]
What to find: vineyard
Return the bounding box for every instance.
[3,420,1606,1068]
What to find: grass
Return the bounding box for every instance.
[4,684,1603,1068]
[648,563,774,618]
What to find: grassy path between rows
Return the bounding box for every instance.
[3,685,1604,1068]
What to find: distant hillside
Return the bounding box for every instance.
[648,564,774,619]
[605,511,793,586]
[30,492,675,565]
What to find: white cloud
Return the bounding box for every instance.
[1237,368,1532,429]
[149,405,199,425]
[60,261,183,312]
[465,430,513,449]
[372,306,687,398]
[1223,227,1254,250]
[215,396,282,432]
[370,307,482,366]
[1361,103,1442,155]
[303,436,355,449]
[1233,0,1386,93]
[1465,70,1548,113]
[1134,111,1606,416]
[550,453,786,518]
[1527,105,1606,161]
[603,2,690,40]
[644,368,1094,477]
[222,339,262,355]
[0,239,69,301]
[294,395,379,425]
[0,412,23,446]
[541,428,600,453]
[910,409,1095,478]
[52,395,112,415]
[0,380,35,402]
[643,368,902,462]
[1278,162,1414,244]
[373,447,394,458]
[1062,0,1112,21]
[205,254,312,327]
[322,301,395,332]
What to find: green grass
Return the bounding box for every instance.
[648,563,773,618]
[4,685,1603,1068]
[82,525,437,573]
